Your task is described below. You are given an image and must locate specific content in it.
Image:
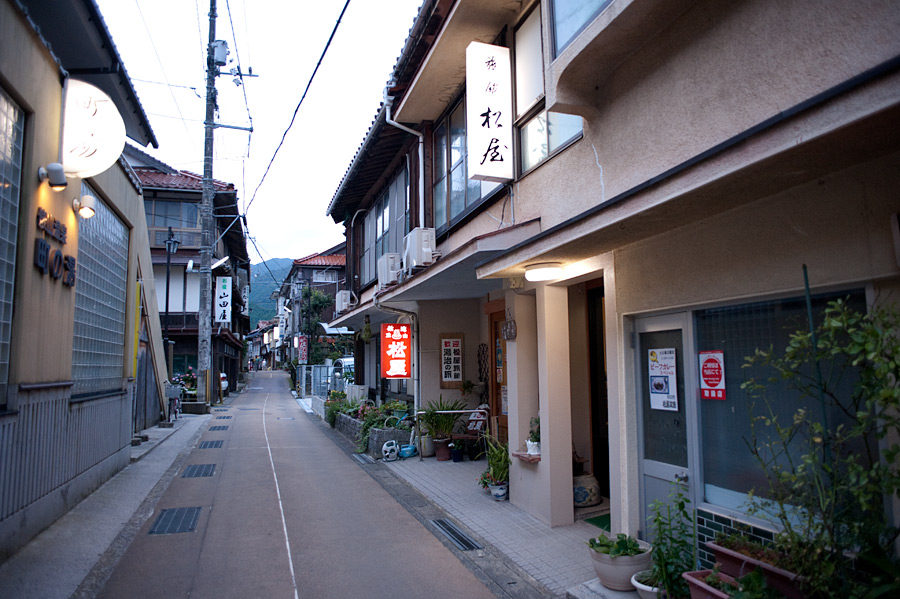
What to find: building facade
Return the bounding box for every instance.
[0,0,168,559]
[327,0,900,549]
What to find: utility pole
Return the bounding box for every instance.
[198,0,217,404]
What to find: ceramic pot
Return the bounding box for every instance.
[706,541,805,599]
[433,438,452,461]
[450,447,464,462]
[589,539,653,591]
[488,483,509,501]
[631,570,661,599]
[418,434,435,457]
[574,473,601,507]
[683,570,737,599]
[526,440,541,455]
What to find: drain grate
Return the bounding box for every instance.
[199,440,223,449]
[149,507,201,535]
[183,464,216,478]
[216,415,232,420]
[213,408,228,412]
[237,408,259,411]
[209,426,228,431]
[352,453,375,465]
[431,519,482,551]
[277,417,295,420]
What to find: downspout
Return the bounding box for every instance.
[374,292,421,456]
[383,86,425,229]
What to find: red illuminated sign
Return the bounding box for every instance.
[381,324,411,379]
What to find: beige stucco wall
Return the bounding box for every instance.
[417,298,482,410]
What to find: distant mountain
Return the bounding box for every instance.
[249,258,293,327]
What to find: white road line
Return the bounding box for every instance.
[262,393,299,599]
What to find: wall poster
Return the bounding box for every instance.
[648,347,678,411]
[440,333,463,389]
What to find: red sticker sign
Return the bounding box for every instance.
[699,350,725,400]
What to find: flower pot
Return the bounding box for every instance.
[589,539,652,591]
[433,438,452,461]
[488,482,508,501]
[526,440,541,455]
[682,570,737,599]
[706,541,805,599]
[574,473,602,507]
[466,438,484,460]
[450,447,464,462]
[418,434,435,457]
[392,409,407,420]
[631,570,661,599]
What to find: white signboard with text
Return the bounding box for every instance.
[648,348,678,411]
[466,42,513,182]
[215,276,232,324]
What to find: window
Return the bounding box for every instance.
[361,166,409,285]
[515,7,584,173]
[72,183,130,397]
[433,99,500,231]
[550,0,612,57]
[0,87,24,410]
[694,289,866,511]
[313,269,338,283]
[146,199,199,229]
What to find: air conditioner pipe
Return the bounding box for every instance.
[384,86,424,230]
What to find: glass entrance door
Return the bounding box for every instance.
[635,313,696,539]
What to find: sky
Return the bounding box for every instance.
[95,0,423,264]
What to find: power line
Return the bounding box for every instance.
[244,0,352,213]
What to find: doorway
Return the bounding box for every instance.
[587,285,610,498]
[634,312,697,539]
[488,308,508,443]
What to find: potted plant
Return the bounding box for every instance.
[705,535,802,599]
[682,567,738,599]
[448,435,465,462]
[483,434,510,500]
[526,416,540,455]
[382,399,408,419]
[632,483,696,599]
[587,532,653,591]
[422,396,466,461]
[732,299,900,599]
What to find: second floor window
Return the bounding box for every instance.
[361,166,409,286]
[145,200,199,229]
[433,98,500,232]
[550,0,613,57]
[313,269,338,283]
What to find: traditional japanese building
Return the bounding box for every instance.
[326,0,900,548]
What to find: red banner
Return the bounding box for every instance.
[381,324,411,379]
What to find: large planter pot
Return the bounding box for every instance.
[418,434,435,457]
[682,570,737,599]
[434,438,452,461]
[488,483,508,501]
[631,570,661,599]
[589,539,653,591]
[574,473,602,507]
[526,440,541,455]
[706,541,805,599]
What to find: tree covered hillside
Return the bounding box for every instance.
[248,258,292,326]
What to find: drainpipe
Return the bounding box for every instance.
[383,86,425,229]
[374,292,421,456]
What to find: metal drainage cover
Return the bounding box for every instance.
[216,415,232,420]
[352,453,375,465]
[248,387,264,390]
[431,519,482,551]
[213,409,228,412]
[209,426,228,431]
[199,440,223,449]
[183,464,215,478]
[149,507,201,535]
[277,417,295,420]
[237,408,260,411]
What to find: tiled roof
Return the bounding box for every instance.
[294,253,345,267]
[134,167,235,192]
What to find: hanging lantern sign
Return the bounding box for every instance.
[381,323,411,379]
[62,80,126,178]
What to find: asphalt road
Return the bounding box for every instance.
[97,371,495,599]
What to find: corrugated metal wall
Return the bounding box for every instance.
[0,387,130,521]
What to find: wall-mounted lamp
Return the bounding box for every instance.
[38,163,67,191]
[524,262,563,282]
[72,194,96,218]
[211,256,229,270]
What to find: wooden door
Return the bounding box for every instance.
[489,309,508,443]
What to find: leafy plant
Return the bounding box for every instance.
[741,299,900,599]
[483,434,510,484]
[731,568,783,599]
[382,399,407,412]
[645,483,696,598]
[587,533,647,557]
[528,416,540,442]
[421,396,466,439]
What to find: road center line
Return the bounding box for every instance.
[262,393,299,599]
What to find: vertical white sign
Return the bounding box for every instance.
[648,348,678,411]
[241,285,249,316]
[466,42,513,182]
[215,276,232,323]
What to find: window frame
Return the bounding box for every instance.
[549,0,613,58]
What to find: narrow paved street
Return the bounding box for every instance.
[97,371,495,599]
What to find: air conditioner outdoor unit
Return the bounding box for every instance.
[403,227,437,271]
[377,253,402,288]
[336,290,356,313]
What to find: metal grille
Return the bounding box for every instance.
[216,415,232,420]
[0,87,23,409]
[213,408,228,412]
[352,453,374,465]
[209,426,228,431]
[183,464,215,478]
[149,507,201,534]
[431,519,482,551]
[199,440,223,449]
[72,181,129,396]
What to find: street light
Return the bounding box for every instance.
[164,226,180,380]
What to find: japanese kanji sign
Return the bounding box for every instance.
[466,41,513,182]
[33,207,77,288]
[648,348,678,411]
[214,276,231,324]
[441,334,464,384]
[297,335,308,365]
[699,350,726,400]
[382,323,411,379]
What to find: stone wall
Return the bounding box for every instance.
[333,413,413,460]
